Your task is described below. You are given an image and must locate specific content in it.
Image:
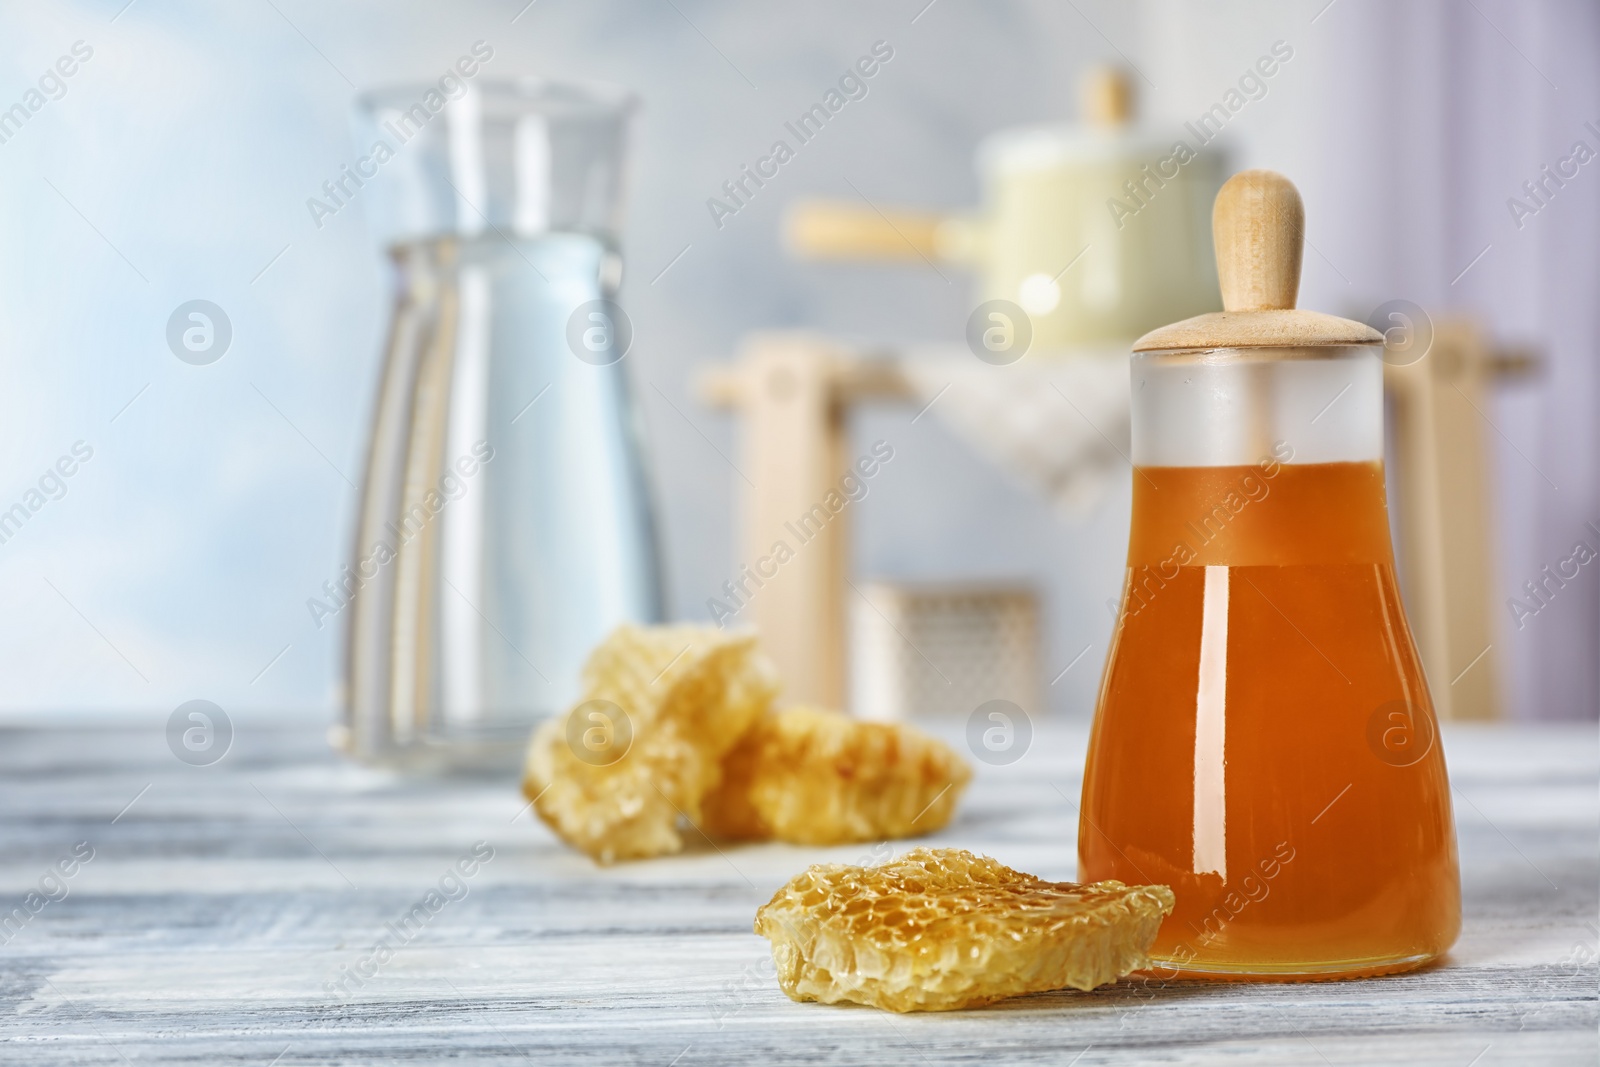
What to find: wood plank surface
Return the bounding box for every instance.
[0,717,1594,1065]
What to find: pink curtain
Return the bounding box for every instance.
[1145,0,1600,719]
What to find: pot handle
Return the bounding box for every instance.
[784,200,950,262]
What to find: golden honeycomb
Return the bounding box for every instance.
[523,624,780,864]
[754,847,1174,1012]
[699,707,972,845]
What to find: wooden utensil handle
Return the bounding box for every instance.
[1213,169,1304,312]
[784,200,946,261]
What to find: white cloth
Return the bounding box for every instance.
[898,346,1132,517]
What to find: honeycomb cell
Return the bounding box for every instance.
[523,625,780,864]
[700,707,972,845]
[754,847,1174,1012]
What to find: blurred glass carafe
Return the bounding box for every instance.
[334,80,662,768]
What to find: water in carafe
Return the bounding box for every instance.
[336,81,662,768]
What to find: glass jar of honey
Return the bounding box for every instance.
[1079,170,1460,978]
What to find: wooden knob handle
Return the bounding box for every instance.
[784,200,945,262]
[1081,65,1133,127]
[1213,170,1303,312]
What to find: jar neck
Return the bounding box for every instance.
[1130,346,1384,469]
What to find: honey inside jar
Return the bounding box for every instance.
[1080,459,1460,978]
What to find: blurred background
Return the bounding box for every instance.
[0,0,1593,727]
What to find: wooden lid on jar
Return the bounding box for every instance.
[1132,170,1383,352]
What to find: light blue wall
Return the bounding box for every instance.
[0,0,1136,719]
[0,0,1591,721]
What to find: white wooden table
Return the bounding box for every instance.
[2,717,1595,1065]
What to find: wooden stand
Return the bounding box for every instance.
[1386,322,1536,720]
[700,333,912,708]
[703,321,1529,722]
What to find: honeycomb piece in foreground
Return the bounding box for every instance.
[754,847,1175,1012]
[523,624,780,864]
[699,707,972,844]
